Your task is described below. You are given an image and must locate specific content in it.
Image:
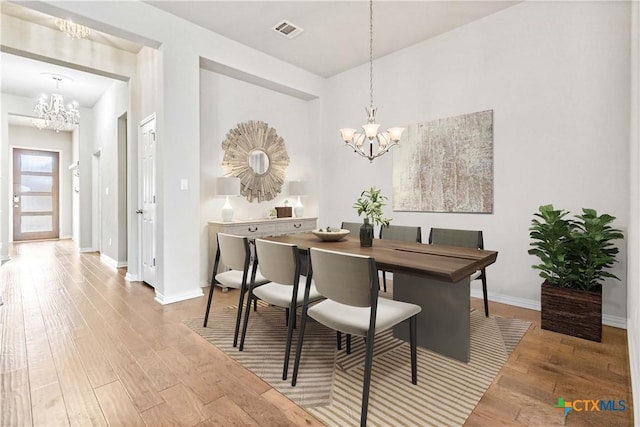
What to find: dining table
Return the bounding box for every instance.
[264,232,498,363]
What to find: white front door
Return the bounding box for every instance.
[139,115,156,287]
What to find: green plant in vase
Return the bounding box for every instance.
[353,187,392,247]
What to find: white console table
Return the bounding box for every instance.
[208,217,317,289]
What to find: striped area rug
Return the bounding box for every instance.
[185,306,530,427]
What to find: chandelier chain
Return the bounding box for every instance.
[369,0,374,110]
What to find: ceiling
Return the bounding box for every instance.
[147,1,518,78]
[1,1,519,118]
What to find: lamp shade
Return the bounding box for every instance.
[216,177,240,196]
[289,181,307,196]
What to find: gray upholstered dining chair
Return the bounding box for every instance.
[202,233,270,348]
[340,221,362,235]
[239,239,323,380]
[292,247,421,427]
[378,224,422,292]
[428,228,489,317]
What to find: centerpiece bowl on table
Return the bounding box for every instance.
[312,228,350,242]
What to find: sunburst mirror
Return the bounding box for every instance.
[221,120,290,202]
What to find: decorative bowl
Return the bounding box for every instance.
[312,229,350,242]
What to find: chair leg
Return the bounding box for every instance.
[203,283,215,328]
[410,315,417,385]
[282,302,297,380]
[481,271,489,317]
[382,271,387,293]
[285,308,289,326]
[232,287,246,348]
[337,331,342,350]
[291,305,309,387]
[254,297,257,312]
[360,330,375,427]
[346,334,352,354]
[239,291,254,351]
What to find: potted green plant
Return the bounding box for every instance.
[528,204,623,341]
[353,187,392,247]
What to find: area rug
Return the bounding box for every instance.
[185,306,530,427]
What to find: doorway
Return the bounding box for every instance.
[12,148,60,241]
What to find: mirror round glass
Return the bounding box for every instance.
[248,150,270,175]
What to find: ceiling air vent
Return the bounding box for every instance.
[272,20,304,39]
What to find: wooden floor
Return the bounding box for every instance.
[0,240,633,426]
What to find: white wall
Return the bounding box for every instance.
[320,1,631,323]
[199,70,321,285]
[8,124,73,239]
[92,81,129,265]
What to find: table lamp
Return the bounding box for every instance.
[289,181,307,218]
[216,177,241,222]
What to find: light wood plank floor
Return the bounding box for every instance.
[0,240,633,426]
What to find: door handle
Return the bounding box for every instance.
[136,209,143,214]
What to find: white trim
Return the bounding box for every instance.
[100,253,118,268]
[471,288,628,329]
[79,247,96,253]
[154,288,203,305]
[125,272,140,282]
[629,321,639,424]
[471,288,540,311]
[59,235,72,240]
[602,313,627,329]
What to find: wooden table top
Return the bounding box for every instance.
[264,233,498,283]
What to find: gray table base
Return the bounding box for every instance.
[392,272,470,363]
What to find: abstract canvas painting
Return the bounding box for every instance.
[393,110,493,213]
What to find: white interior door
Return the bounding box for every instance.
[139,116,156,287]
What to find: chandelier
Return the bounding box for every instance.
[33,76,80,132]
[339,0,405,162]
[54,18,91,40]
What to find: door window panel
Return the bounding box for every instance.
[21,155,53,173]
[21,196,53,213]
[21,215,53,233]
[21,175,53,193]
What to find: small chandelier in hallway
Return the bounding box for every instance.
[33,74,80,132]
[54,18,91,40]
[339,0,405,163]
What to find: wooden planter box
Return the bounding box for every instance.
[541,281,602,342]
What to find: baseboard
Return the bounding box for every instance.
[125,272,140,282]
[100,254,118,268]
[79,247,96,253]
[99,253,128,269]
[154,288,204,305]
[470,288,627,329]
[60,235,72,240]
[629,320,639,426]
